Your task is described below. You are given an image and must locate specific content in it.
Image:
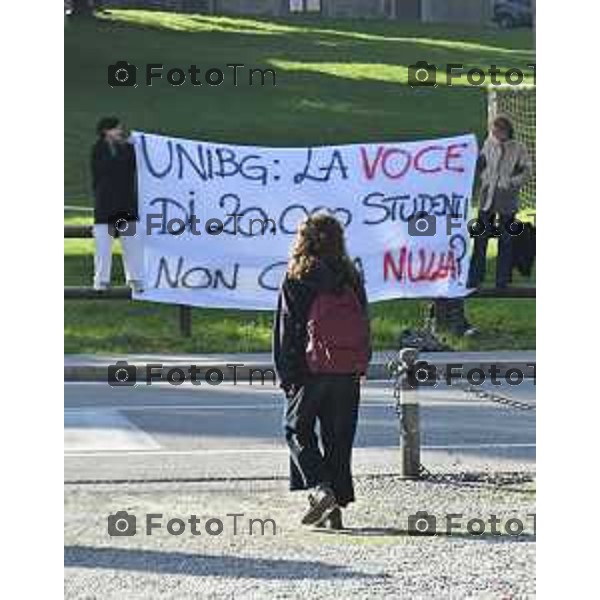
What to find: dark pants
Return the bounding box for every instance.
[284,376,360,507]
[431,299,470,336]
[468,211,515,288]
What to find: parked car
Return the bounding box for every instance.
[493,0,533,29]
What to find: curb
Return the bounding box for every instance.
[64,355,535,383]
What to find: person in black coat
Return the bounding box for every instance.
[274,214,371,529]
[91,116,144,291]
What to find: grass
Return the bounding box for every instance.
[65,11,534,201]
[65,11,535,354]
[64,295,535,354]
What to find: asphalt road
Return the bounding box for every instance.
[65,379,536,482]
[65,380,536,598]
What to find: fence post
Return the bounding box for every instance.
[396,347,421,479]
[179,305,192,337]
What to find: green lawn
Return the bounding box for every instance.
[65,11,535,354]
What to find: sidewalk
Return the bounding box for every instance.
[64,351,536,382]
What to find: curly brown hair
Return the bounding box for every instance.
[287,213,359,284]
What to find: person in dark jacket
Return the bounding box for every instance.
[91,116,143,291]
[510,221,536,279]
[274,213,371,529]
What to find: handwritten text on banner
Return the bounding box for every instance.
[132,132,478,309]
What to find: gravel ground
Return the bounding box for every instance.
[64,474,535,599]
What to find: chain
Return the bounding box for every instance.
[389,351,535,487]
[417,463,535,487]
[391,368,536,412]
[455,380,536,412]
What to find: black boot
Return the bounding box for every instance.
[302,485,337,526]
[313,503,343,530]
[325,507,344,530]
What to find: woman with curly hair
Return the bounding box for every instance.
[273,213,371,529]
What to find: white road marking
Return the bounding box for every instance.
[64,403,401,412]
[64,404,282,412]
[64,442,536,458]
[64,410,161,452]
[64,399,533,412]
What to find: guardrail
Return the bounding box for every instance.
[64,224,94,238]
[65,224,193,336]
[64,224,535,338]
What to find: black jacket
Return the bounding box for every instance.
[273,258,371,389]
[511,222,536,278]
[91,139,138,224]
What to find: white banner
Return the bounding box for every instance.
[131,132,478,309]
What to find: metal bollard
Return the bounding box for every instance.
[393,348,421,480]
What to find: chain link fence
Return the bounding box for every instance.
[488,85,536,211]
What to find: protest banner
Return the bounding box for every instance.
[131,132,478,309]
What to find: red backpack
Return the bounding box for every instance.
[305,287,370,375]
